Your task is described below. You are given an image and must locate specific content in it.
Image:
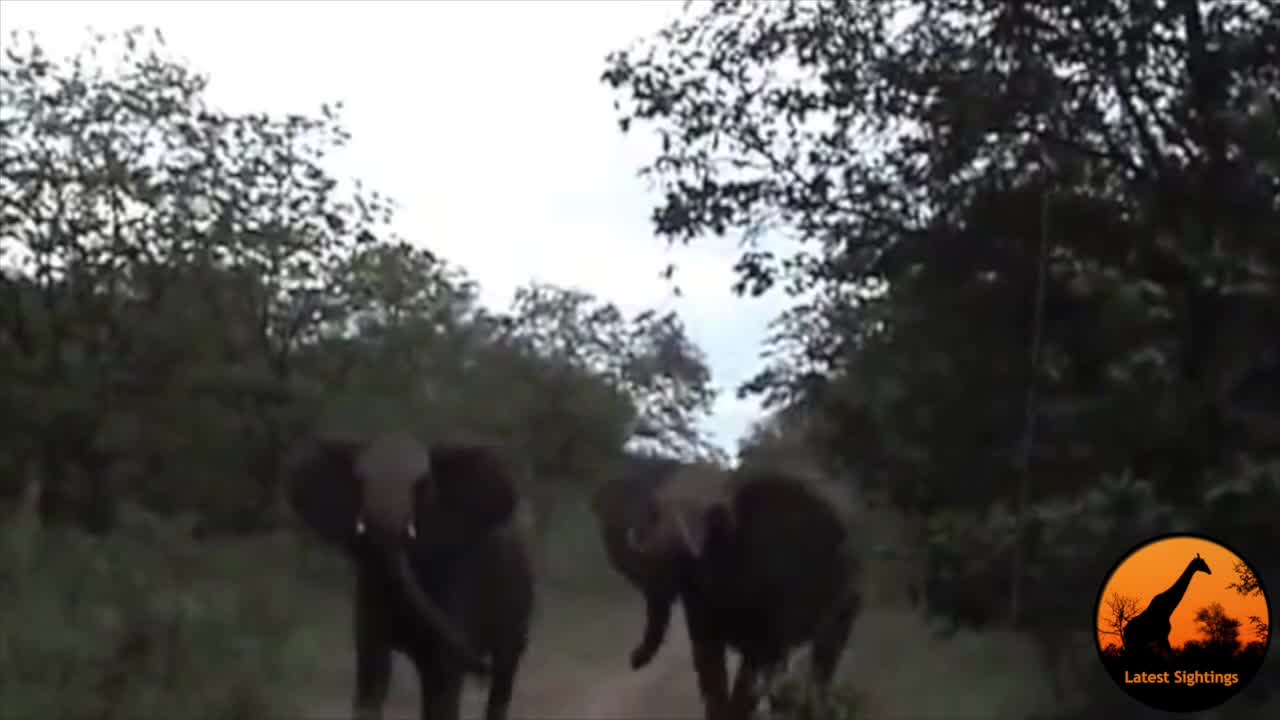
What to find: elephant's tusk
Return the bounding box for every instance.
[674,513,701,557]
[406,522,417,539]
[355,517,366,534]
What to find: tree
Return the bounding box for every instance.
[1194,602,1243,651]
[1247,615,1270,644]
[0,27,720,537]
[1100,592,1142,644]
[1224,559,1271,646]
[605,0,1280,505]
[1227,560,1262,596]
[0,26,389,528]
[505,282,721,463]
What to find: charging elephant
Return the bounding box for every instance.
[594,460,860,720]
[285,429,535,720]
[590,453,687,661]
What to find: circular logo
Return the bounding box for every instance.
[1095,533,1271,713]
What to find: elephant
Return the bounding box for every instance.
[590,453,687,659]
[285,429,535,720]
[594,460,861,720]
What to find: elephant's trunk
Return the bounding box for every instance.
[390,546,491,675]
[356,432,491,675]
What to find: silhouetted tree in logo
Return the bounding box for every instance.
[1099,592,1142,646]
[1226,560,1271,663]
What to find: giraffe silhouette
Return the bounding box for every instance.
[1122,553,1212,659]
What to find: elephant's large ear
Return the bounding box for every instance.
[425,444,521,533]
[284,433,363,548]
[648,463,735,559]
[589,483,609,519]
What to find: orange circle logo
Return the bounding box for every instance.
[1095,533,1271,712]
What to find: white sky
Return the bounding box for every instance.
[1,0,794,452]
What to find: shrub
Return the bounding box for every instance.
[766,673,871,720]
[0,503,331,720]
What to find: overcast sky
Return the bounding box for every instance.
[3,0,794,452]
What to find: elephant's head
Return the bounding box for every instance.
[284,429,494,674]
[591,455,688,590]
[284,430,429,547]
[624,462,736,564]
[353,431,430,542]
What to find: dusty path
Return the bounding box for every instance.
[464,604,703,719]
[461,606,702,719]
[308,600,705,720]
[303,599,1061,720]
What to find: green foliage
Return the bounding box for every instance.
[507,282,723,463]
[766,675,870,720]
[0,26,720,535]
[0,504,328,720]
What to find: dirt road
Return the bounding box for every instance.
[459,604,703,719]
[308,601,706,720]
[303,598,1060,720]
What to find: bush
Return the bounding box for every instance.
[766,674,870,720]
[0,503,335,720]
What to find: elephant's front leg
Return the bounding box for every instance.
[353,594,393,720]
[418,667,464,720]
[483,639,526,720]
[631,583,676,668]
[685,604,731,720]
[728,655,763,720]
[691,639,732,720]
[810,598,857,688]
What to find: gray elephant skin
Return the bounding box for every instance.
[592,458,861,720]
[286,430,534,720]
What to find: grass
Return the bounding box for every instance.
[830,608,1052,719]
[0,487,641,719]
[0,502,344,720]
[20,493,1262,720]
